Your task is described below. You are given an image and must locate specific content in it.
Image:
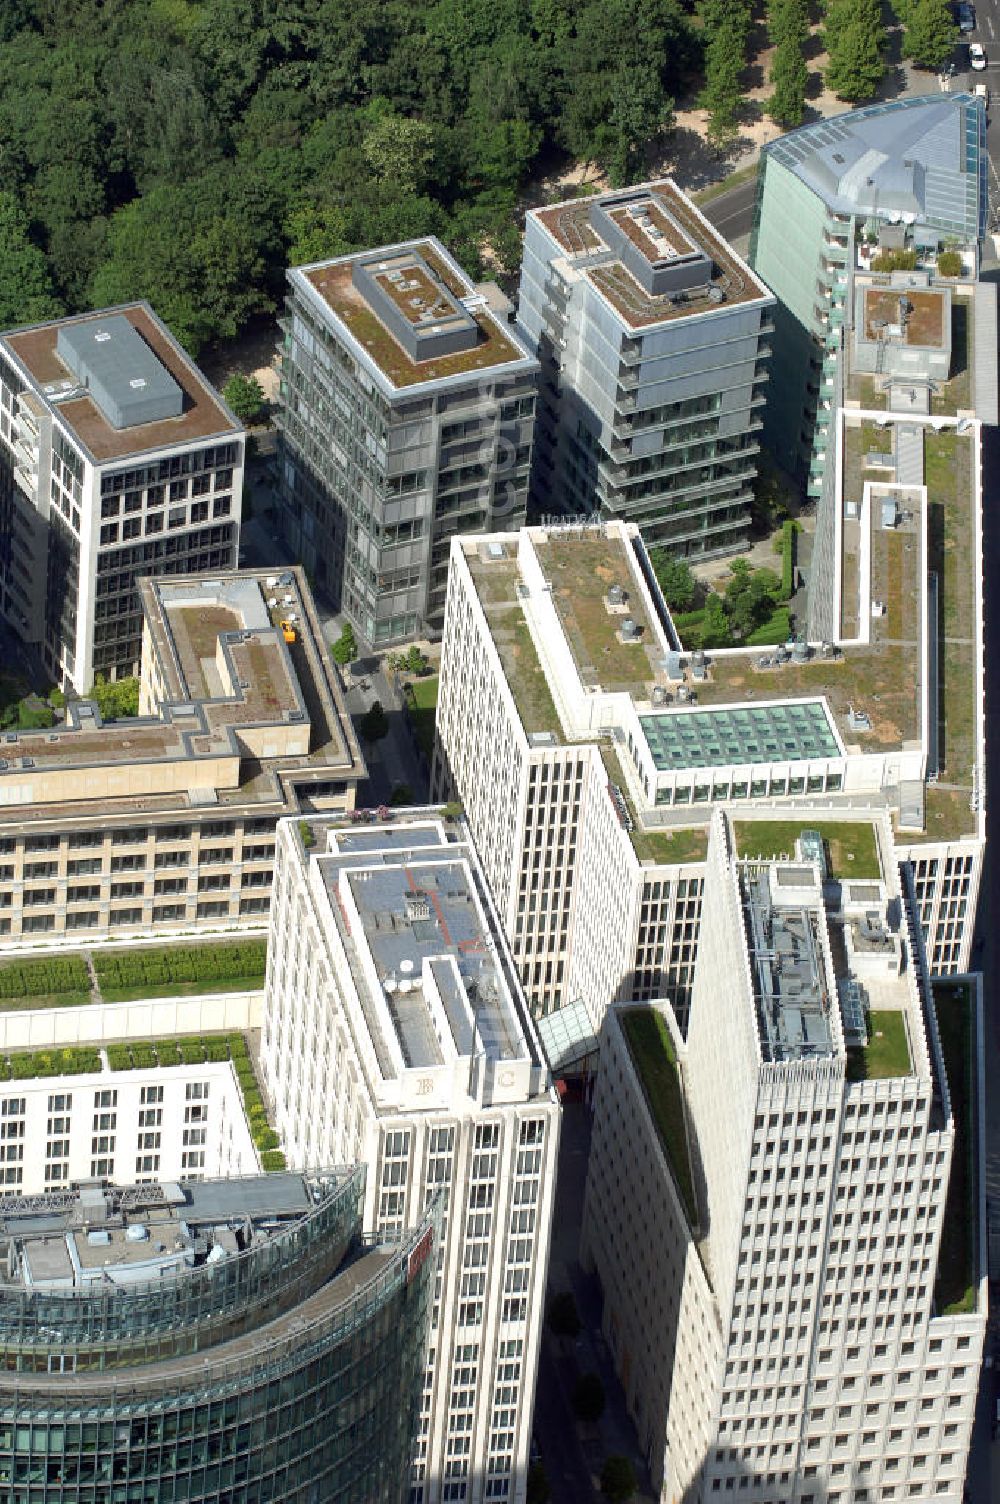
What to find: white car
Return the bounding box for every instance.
[970,41,988,68]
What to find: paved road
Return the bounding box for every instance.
[701,179,758,244]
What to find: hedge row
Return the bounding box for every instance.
[0,957,91,1000]
[93,941,267,992]
[0,1047,101,1080]
[108,1032,285,1169]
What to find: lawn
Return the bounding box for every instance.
[934,981,976,1314]
[92,940,267,1003]
[0,956,92,1009]
[621,1007,697,1228]
[632,825,709,866]
[734,820,880,880]
[845,1009,911,1082]
[405,674,438,763]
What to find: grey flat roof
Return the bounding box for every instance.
[765,95,986,240]
[743,869,834,1061]
[321,826,529,1071]
[56,313,183,429]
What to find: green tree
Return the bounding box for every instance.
[824,0,885,101]
[331,625,358,666]
[700,592,732,648]
[724,560,781,638]
[362,112,436,194]
[572,1372,606,1424]
[87,676,140,721]
[699,0,752,148]
[600,1455,636,1503]
[902,0,957,68]
[0,191,63,328]
[768,0,810,125]
[652,553,697,612]
[389,782,413,805]
[402,645,430,676]
[223,374,266,425]
[359,700,389,742]
[89,165,279,355]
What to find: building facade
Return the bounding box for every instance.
[0,1054,260,1194]
[261,814,560,1504]
[0,1170,435,1504]
[583,810,986,1502]
[0,304,245,692]
[0,565,363,947]
[432,513,983,1047]
[276,240,539,645]
[750,93,987,498]
[516,181,774,557]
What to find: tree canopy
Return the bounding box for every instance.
[0,0,702,354]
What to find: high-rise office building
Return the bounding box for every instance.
[750,93,987,500]
[276,240,539,646]
[0,565,362,948]
[0,304,245,692]
[432,504,983,1044]
[0,1169,435,1503]
[516,180,774,557]
[582,809,985,1501]
[261,813,559,1504]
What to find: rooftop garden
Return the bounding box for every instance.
[0,956,91,1009]
[109,1031,286,1172]
[845,1008,912,1082]
[0,942,268,1012]
[601,745,708,866]
[621,1007,697,1227]
[93,941,267,1003]
[934,980,976,1315]
[734,820,880,880]
[469,558,561,738]
[927,431,977,808]
[0,1046,101,1080]
[535,534,654,694]
[652,538,796,652]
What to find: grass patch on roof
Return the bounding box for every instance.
[621,1007,696,1227]
[845,1009,911,1082]
[734,820,880,880]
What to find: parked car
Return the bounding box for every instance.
[958,3,976,31]
[970,40,988,67]
[973,80,990,110]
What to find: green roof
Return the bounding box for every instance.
[639,700,840,772]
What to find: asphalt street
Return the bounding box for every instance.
[701,179,757,244]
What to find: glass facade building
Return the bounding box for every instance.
[0,1171,435,1503]
[750,93,987,497]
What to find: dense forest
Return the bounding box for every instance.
[0,0,703,354]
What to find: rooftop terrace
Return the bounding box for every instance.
[297,240,534,392]
[2,304,240,463]
[0,567,361,813]
[862,286,947,347]
[533,181,771,330]
[322,826,529,1076]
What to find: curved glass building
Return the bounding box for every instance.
[0,1170,434,1502]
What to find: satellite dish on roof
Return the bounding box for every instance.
[400,959,414,974]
